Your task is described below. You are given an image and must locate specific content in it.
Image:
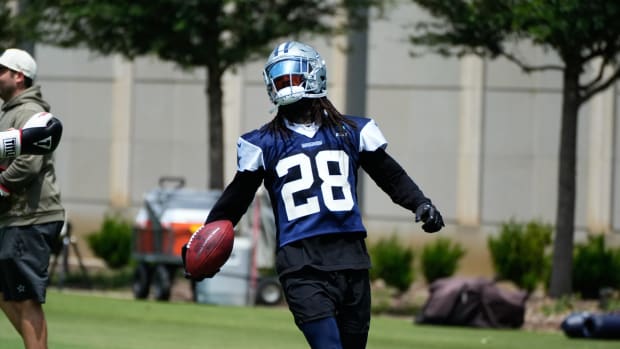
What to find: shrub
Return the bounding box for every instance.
[487,219,552,292]
[369,234,415,292]
[572,235,620,299]
[87,214,133,269]
[420,237,466,284]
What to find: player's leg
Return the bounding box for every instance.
[0,295,21,331]
[0,298,48,349]
[0,229,22,333]
[336,269,371,349]
[20,300,48,349]
[0,222,62,349]
[299,316,343,349]
[280,267,344,349]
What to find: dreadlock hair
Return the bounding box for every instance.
[264,97,357,140]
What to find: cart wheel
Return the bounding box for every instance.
[256,277,283,306]
[152,264,172,301]
[132,263,152,299]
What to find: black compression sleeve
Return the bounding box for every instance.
[359,148,430,212]
[205,170,264,225]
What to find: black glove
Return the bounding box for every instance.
[415,203,445,233]
[181,243,219,281]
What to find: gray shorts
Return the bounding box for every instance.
[0,221,63,303]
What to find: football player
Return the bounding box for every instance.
[186,41,444,349]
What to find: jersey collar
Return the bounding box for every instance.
[284,118,320,138]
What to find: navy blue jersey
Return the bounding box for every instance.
[237,116,387,247]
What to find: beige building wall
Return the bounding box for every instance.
[30,3,619,274]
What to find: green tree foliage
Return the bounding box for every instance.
[87,214,133,269]
[420,237,465,284]
[369,235,415,292]
[0,0,30,49]
[410,0,620,297]
[22,0,383,190]
[487,220,552,292]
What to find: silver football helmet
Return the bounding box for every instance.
[263,41,327,106]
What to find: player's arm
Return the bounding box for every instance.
[182,135,265,280]
[360,148,444,232]
[360,148,429,210]
[0,112,63,158]
[181,169,263,280]
[206,135,266,224]
[205,169,265,225]
[0,114,55,196]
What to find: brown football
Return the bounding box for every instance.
[184,220,234,279]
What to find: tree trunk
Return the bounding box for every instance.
[549,63,581,298]
[206,65,224,190]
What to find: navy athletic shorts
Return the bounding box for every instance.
[0,221,63,303]
[280,267,371,334]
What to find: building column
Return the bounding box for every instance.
[222,70,243,185]
[586,61,616,234]
[108,56,134,208]
[328,36,348,112]
[457,55,485,226]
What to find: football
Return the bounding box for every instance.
[184,220,234,279]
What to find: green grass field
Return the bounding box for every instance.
[0,290,617,349]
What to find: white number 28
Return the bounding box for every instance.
[276,150,354,221]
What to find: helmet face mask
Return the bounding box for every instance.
[263,41,327,106]
[273,74,304,91]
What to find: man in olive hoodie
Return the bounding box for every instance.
[0,48,64,349]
